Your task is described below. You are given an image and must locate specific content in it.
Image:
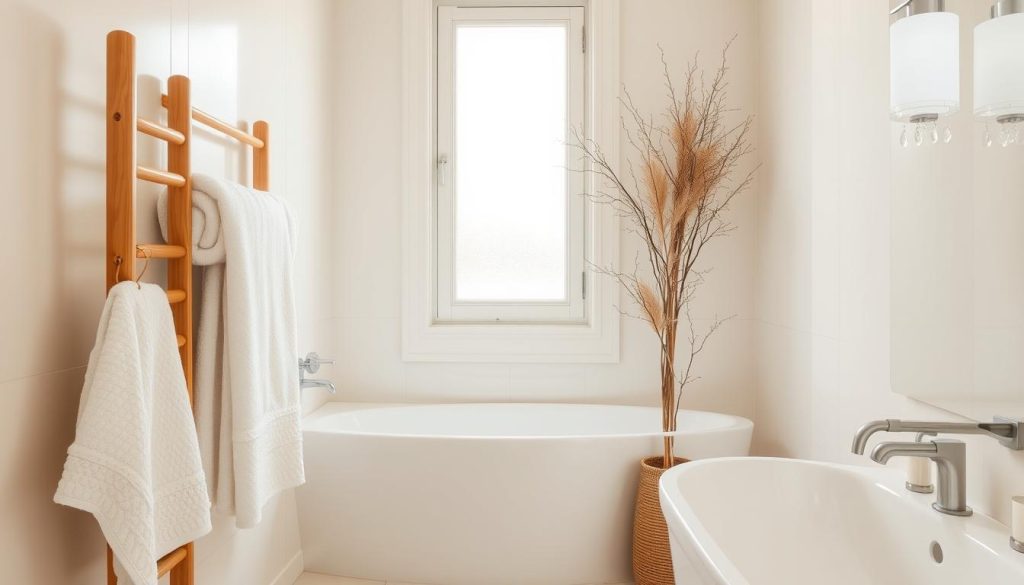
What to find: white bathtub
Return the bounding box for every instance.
[297,403,753,585]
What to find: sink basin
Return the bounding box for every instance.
[659,457,1024,584]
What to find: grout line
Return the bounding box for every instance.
[0,364,87,388]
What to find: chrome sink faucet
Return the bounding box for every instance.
[871,438,971,516]
[851,417,1022,517]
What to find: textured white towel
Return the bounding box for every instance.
[169,174,304,529]
[54,282,211,585]
[157,177,226,266]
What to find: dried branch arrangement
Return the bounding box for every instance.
[575,45,754,468]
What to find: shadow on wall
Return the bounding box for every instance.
[1,3,107,582]
[10,370,105,581]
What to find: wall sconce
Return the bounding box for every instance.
[975,0,1024,147]
[890,0,959,146]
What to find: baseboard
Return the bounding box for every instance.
[268,550,304,585]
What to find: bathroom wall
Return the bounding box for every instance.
[753,0,1024,525]
[0,0,334,582]
[329,0,760,420]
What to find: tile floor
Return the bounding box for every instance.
[293,574,388,585]
[293,572,633,585]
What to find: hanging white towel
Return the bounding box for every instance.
[54,282,211,585]
[160,173,304,528]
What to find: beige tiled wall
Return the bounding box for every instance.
[0,0,335,582]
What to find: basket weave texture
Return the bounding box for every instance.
[632,456,688,585]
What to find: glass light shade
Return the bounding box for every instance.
[974,13,1024,119]
[890,12,960,121]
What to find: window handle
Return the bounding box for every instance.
[438,154,449,186]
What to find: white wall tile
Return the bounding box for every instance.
[331,0,403,322]
[509,364,587,403]
[753,323,813,457]
[405,362,511,403]
[333,317,407,402]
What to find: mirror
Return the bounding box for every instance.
[890,0,1024,421]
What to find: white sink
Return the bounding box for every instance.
[659,457,1024,584]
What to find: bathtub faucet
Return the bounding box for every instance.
[302,378,336,394]
[299,352,336,394]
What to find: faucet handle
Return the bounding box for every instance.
[907,432,937,494]
[299,352,334,374]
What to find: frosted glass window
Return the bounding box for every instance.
[436,6,585,322]
[454,25,568,301]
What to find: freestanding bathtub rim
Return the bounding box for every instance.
[298,402,753,585]
[303,402,754,441]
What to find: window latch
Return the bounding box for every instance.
[438,154,449,186]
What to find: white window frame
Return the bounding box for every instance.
[401,0,620,362]
[435,6,586,323]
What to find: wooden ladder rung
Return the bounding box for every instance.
[166,289,187,303]
[137,118,186,145]
[160,94,266,149]
[136,244,186,259]
[176,334,186,348]
[156,546,188,578]
[137,165,186,187]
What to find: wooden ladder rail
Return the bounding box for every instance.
[157,95,270,188]
[106,30,195,585]
[105,28,270,585]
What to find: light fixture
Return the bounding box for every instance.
[975,0,1024,146]
[890,0,959,146]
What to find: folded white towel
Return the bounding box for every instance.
[178,174,304,528]
[157,174,226,266]
[54,282,211,585]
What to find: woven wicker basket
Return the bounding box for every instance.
[632,456,688,585]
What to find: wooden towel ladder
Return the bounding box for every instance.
[105,29,270,585]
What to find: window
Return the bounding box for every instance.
[401,0,619,362]
[435,6,585,322]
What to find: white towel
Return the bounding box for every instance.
[157,177,226,266]
[54,282,211,585]
[162,174,304,528]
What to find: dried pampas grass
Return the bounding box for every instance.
[574,42,755,467]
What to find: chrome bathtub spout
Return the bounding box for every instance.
[301,378,336,394]
[871,438,971,516]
